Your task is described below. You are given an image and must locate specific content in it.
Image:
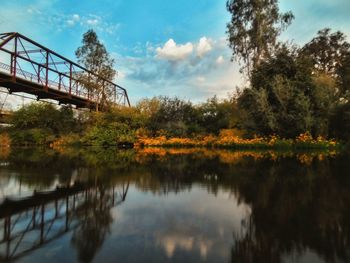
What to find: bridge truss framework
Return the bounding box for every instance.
[0,32,130,110]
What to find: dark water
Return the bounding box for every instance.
[0,147,349,263]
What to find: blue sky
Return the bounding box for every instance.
[0,0,350,104]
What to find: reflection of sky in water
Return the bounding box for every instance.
[104,186,249,262]
[12,185,249,263]
[0,168,78,202]
[0,173,35,201]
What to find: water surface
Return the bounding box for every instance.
[0,148,349,263]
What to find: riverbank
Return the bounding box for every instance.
[0,129,342,151]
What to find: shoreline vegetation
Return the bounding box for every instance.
[0,128,342,151]
[0,99,345,152]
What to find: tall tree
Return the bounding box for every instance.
[301,28,350,76]
[226,0,294,77]
[237,48,316,138]
[76,30,116,111]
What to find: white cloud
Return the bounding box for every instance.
[216,55,224,65]
[27,8,41,15]
[196,76,206,83]
[156,39,194,61]
[66,20,75,26]
[118,70,126,79]
[86,18,99,26]
[66,14,81,26]
[196,37,212,57]
[72,14,80,21]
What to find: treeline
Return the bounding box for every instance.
[4,96,238,146]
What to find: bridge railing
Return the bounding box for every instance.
[0,32,130,107]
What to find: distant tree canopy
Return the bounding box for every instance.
[75,30,116,111]
[226,0,294,76]
[136,96,239,137]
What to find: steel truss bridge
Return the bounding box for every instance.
[0,181,129,261]
[0,32,130,110]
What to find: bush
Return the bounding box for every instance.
[82,122,135,146]
[10,128,55,146]
[11,103,76,133]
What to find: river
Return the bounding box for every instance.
[0,147,349,263]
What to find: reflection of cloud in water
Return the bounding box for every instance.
[158,232,213,259]
[104,186,250,261]
[112,186,251,260]
[161,234,194,257]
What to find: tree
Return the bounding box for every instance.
[197,96,239,135]
[76,30,116,111]
[11,103,76,134]
[226,0,294,77]
[329,102,350,141]
[136,97,161,118]
[237,48,317,138]
[143,97,201,137]
[301,28,350,76]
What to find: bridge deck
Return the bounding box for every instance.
[0,70,98,109]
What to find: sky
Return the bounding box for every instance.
[0,0,350,105]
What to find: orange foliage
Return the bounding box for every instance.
[136,130,339,149]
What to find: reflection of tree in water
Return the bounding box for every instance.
[230,155,350,263]
[123,151,350,262]
[70,185,114,263]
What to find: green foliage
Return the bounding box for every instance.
[10,128,55,145]
[10,103,77,145]
[80,109,142,146]
[236,28,350,140]
[310,74,338,136]
[197,96,239,135]
[148,97,199,137]
[225,0,350,142]
[338,52,350,98]
[141,96,239,137]
[82,122,135,146]
[226,0,294,76]
[11,103,76,133]
[329,103,350,141]
[238,48,316,138]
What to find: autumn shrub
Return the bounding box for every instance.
[0,133,11,147]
